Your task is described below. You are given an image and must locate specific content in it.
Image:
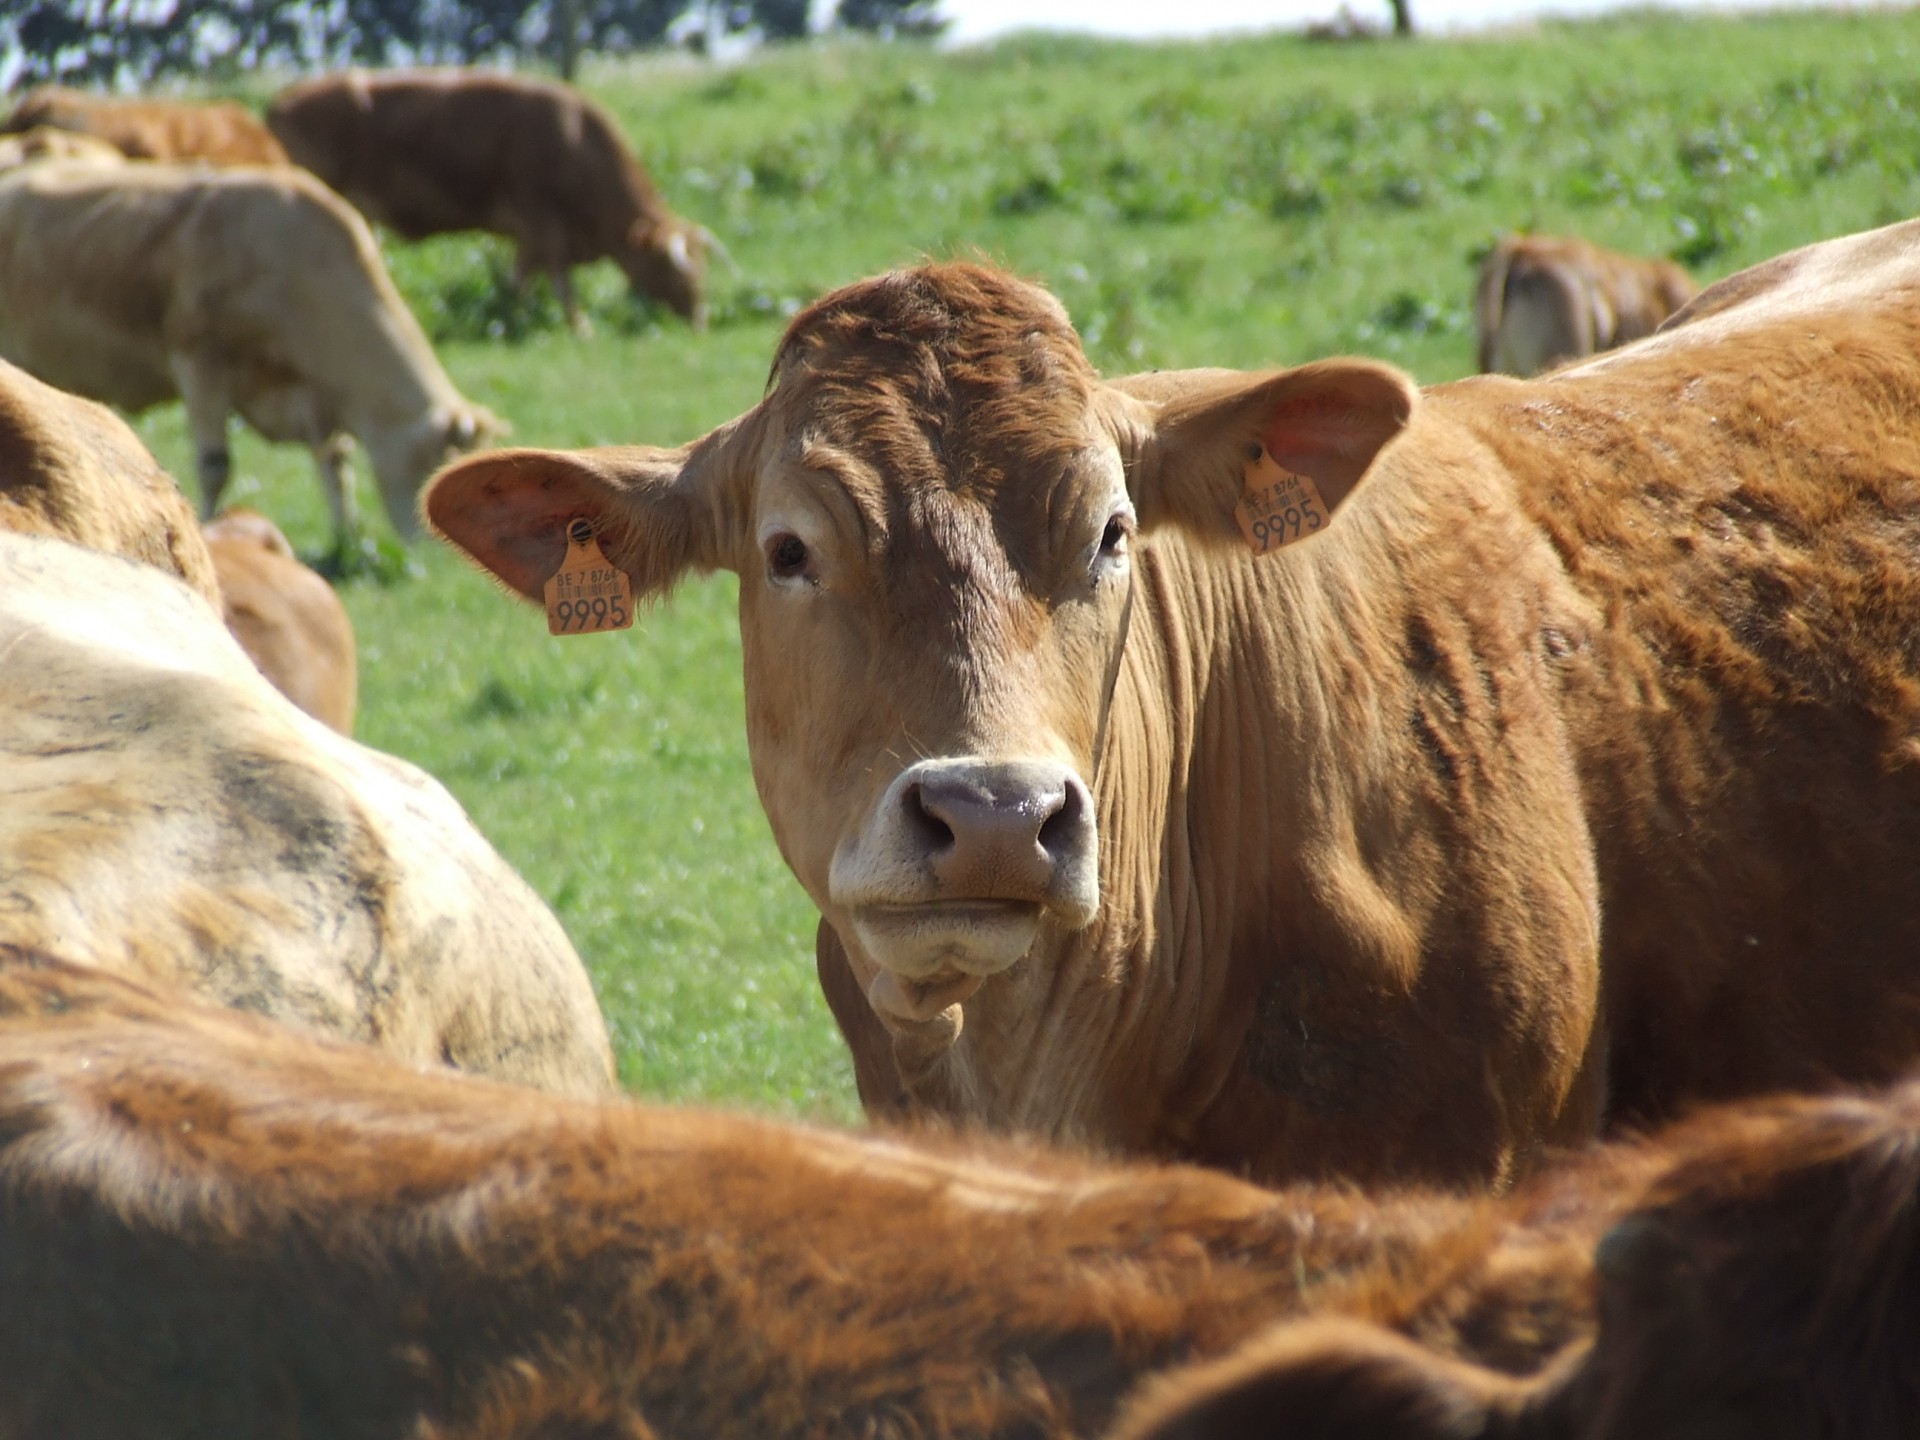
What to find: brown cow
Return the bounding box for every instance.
[429,222,1920,1189]
[1110,1078,1920,1440]
[267,69,716,334]
[204,507,359,734]
[1,84,289,165]
[0,942,1664,1440]
[0,353,218,604]
[1474,233,1696,375]
[0,159,499,550]
[0,123,125,172]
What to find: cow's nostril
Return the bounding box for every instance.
[902,782,956,853]
[1036,781,1083,858]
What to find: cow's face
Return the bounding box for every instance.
[619,221,709,330]
[426,264,1413,1035]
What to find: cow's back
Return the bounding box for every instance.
[268,71,654,254]
[3,85,287,165]
[1441,271,1920,1119]
[0,531,613,1095]
[0,355,219,604]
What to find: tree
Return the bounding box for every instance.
[835,0,945,38]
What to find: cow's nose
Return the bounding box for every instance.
[899,759,1095,903]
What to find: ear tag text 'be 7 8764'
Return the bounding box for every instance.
[545,519,634,636]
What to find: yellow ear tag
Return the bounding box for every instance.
[1235,447,1328,556]
[544,519,634,636]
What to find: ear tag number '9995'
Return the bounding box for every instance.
[545,519,633,636]
[1235,447,1327,557]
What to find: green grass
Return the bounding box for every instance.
[134,6,1920,1119]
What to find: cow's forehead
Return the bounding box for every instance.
[766,263,1104,506]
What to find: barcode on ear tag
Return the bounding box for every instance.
[544,520,634,636]
[1235,448,1328,557]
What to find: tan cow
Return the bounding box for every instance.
[0,123,125,173]
[0,942,1653,1440]
[1112,1076,1920,1440]
[267,69,716,333]
[430,223,1920,1188]
[0,529,613,1096]
[0,354,218,604]
[204,507,359,734]
[1,84,289,165]
[0,159,499,552]
[1474,233,1696,375]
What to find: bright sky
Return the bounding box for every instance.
[937,0,1859,44]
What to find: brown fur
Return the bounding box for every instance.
[1475,234,1696,375]
[205,507,359,734]
[427,223,1920,1186]
[0,159,498,547]
[0,943,1700,1440]
[1110,1078,1920,1440]
[1,85,288,165]
[0,354,219,605]
[267,69,713,332]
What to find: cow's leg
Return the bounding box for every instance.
[311,435,359,548]
[552,265,591,337]
[170,354,234,518]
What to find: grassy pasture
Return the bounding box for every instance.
[136,7,1920,1119]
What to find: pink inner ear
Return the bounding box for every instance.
[1258,369,1415,498]
[425,454,618,602]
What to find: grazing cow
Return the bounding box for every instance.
[1474,233,1696,375]
[0,529,614,1096]
[1,84,289,165]
[0,123,125,173]
[1110,1078,1920,1440]
[429,221,1920,1188]
[204,507,359,734]
[0,159,499,551]
[267,69,716,334]
[0,943,1681,1440]
[0,354,218,605]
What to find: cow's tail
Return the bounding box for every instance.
[1474,238,1517,374]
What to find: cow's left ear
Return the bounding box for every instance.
[425,432,741,605]
[1105,1318,1557,1440]
[1118,360,1418,543]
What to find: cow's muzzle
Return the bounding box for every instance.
[830,757,1099,983]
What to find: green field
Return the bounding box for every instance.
[134,6,1920,1119]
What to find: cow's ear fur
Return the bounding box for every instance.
[425,436,741,604]
[1106,1319,1556,1440]
[1122,361,1418,544]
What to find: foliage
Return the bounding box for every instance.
[117,10,1920,1117]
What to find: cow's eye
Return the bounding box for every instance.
[766,533,811,582]
[1099,514,1133,560]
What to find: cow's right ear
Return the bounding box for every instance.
[1105,1318,1556,1440]
[425,437,741,604]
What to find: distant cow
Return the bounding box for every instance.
[0,354,218,604]
[0,159,498,550]
[1475,233,1696,375]
[204,507,358,734]
[430,222,1920,1187]
[1,84,289,166]
[0,943,1649,1440]
[0,123,125,173]
[268,69,716,333]
[1112,1077,1920,1440]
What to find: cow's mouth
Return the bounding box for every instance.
[848,900,1044,985]
[866,967,985,1028]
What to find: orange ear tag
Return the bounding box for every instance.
[544,519,634,636]
[1235,447,1328,557]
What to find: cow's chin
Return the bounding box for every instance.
[850,901,1042,995]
